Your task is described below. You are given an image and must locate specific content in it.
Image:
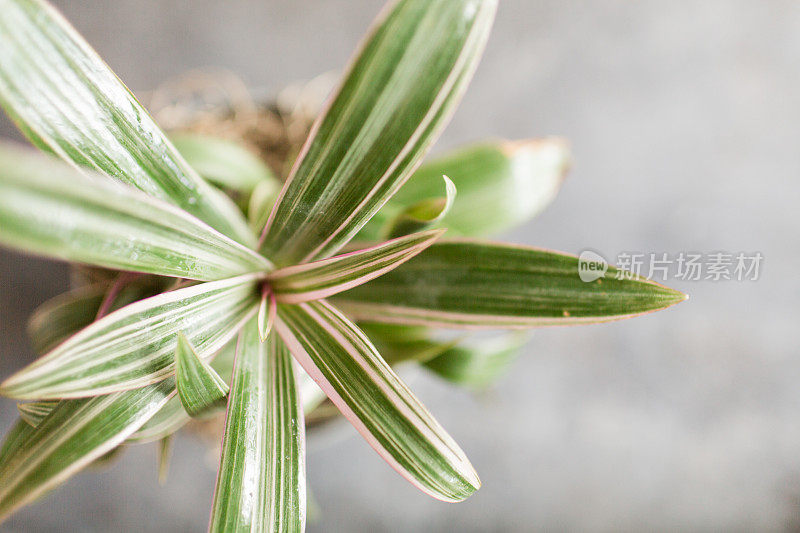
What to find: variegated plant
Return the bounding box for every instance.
[0,0,686,530]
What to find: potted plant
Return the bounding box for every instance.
[0,0,685,530]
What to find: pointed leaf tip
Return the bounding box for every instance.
[175,333,229,419]
[333,241,688,329]
[260,0,497,263]
[257,290,276,342]
[269,228,445,304]
[275,300,480,502]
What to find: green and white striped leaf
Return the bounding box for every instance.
[259,0,497,264]
[171,133,279,196]
[384,175,456,239]
[0,274,260,400]
[0,0,253,244]
[359,139,570,240]
[0,379,175,522]
[275,300,479,502]
[210,320,305,532]
[269,229,444,304]
[16,401,58,427]
[335,241,687,328]
[175,332,230,418]
[0,145,271,280]
[128,336,246,444]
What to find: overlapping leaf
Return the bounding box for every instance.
[359,139,570,239]
[1,274,260,399]
[268,229,443,303]
[335,241,687,328]
[275,300,479,502]
[210,321,305,532]
[175,333,230,418]
[128,338,240,443]
[422,334,528,388]
[126,395,189,444]
[27,284,106,356]
[0,379,175,521]
[171,133,279,196]
[0,145,271,280]
[259,0,497,264]
[0,0,253,243]
[16,401,57,427]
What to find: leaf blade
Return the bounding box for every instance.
[1,274,260,399]
[210,321,305,532]
[334,240,688,328]
[175,333,230,418]
[16,401,58,428]
[0,0,253,243]
[260,0,497,264]
[0,380,175,522]
[170,133,279,195]
[269,229,444,304]
[275,300,479,502]
[0,145,271,280]
[360,139,570,239]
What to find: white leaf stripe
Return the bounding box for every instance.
[259,0,497,264]
[0,274,260,399]
[0,145,271,280]
[275,300,479,502]
[210,321,305,532]
[268,229,443,304]
[0,0,253,243]
[175,333,230,418]
[0,379,175,521]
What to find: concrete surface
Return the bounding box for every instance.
[1,1,798,531]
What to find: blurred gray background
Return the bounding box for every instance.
[1,1,798,531]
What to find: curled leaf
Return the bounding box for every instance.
[385,175,456,239]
